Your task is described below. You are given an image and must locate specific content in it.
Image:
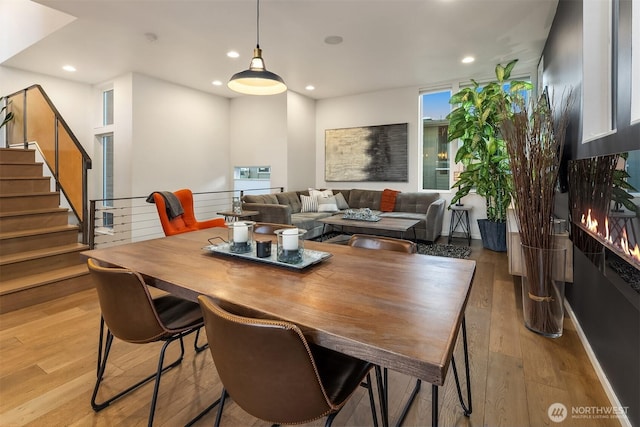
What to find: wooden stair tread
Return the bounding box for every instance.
[0,225,79,240]
[0,191,59,198]
[0,207,68,217]
[0,161,43,166]
[0,243,89,265]
[0,176,49,180]
[0,264,89,295]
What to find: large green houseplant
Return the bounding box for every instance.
[447,59,532,251]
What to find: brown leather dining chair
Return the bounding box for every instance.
[87,258,208,427]
[347,234,418,426]
[253,222,296,235]
[347,233,418,253]
[190,295,379,427]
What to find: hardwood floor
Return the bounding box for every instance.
[0,240,622,426]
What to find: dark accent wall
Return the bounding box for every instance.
[543,1,639,425]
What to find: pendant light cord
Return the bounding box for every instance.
[256,0,260,48]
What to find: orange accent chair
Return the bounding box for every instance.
[153,189,226,236]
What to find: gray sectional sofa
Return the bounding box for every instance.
[242,189,445,242]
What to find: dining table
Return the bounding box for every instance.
[81,227,475,427]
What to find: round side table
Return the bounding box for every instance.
[448,204,472,246]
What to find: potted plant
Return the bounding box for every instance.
[447,59,532,251]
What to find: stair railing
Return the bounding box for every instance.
[2,85,92,243]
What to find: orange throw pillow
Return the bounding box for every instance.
[380,189,400,212]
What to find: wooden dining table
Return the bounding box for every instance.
[81,227,475,427]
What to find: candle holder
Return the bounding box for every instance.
[228,221,255,254]
[275,228,306,264]
[232,196,242,214]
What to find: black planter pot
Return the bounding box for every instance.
[477,219,507,252]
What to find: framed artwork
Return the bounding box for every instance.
[325,123,408,182]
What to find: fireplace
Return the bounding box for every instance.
[566,149,639,425]
[568,150,640,295]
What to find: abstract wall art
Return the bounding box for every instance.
[325,123,408,182]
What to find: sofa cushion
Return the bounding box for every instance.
[275,191,302,213]
[318,195,339,212]
[243,194,279,204]
[381,189,400,212]
[395,192,439,213]
[334,192,350,210]
[300,195,318,212]
[348,189,382,210]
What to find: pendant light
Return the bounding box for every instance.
[228,0,287,95]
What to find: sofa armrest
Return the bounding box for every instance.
[424,199,446,242]
[242,202,292,225]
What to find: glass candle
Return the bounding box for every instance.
[276,228,306,264]
[228,221,254,254]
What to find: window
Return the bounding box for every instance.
[100,89,114,227]
[420,90,451,190]
[583,0,614,141]
[101,134,114,227]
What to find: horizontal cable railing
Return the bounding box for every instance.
[89,187,283,249]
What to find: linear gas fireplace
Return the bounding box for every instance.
[566,149,639,426]
[569,150,640,295]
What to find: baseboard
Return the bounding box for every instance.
[564,300,631,427]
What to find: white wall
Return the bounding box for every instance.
[315,85,486,239]
[229,93,288,190]
[129,73,230,196]
[286,91,316,190]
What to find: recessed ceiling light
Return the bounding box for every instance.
[324,35,343,45]
[461,56,475,64]
[62,65,76,72]
[305,85,315,91]
[212,80,223,86]
[227,51,240,58]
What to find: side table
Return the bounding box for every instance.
[448,204,472,245]
[216,210,260,222]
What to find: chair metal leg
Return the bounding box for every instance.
[147,336,186,426]
[214,388,228,427]
[96,316,105,377]
[451,317,472,416]
[193,327,208,353]
[91,327,193,425]
[184,388,225,427]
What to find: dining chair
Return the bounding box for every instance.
[190,295,379,427]
[253,222,296,235]
[347,234,419,425]
[152,188,226,236]
[347,233,418,253]
[88,258,209,427]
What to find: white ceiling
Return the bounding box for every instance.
[3,0,559,100]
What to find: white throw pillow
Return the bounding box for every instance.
[317,195,338,212]
[309,188,333,199]
[300,195,318,212]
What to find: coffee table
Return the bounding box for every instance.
[319,214,420,241]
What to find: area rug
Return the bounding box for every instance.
[417,243,471,259]
[316,232,471,259]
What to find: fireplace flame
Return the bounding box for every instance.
[581,209,640,264]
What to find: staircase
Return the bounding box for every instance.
[0,148,92,314]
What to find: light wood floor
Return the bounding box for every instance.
[0,240,621,427]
